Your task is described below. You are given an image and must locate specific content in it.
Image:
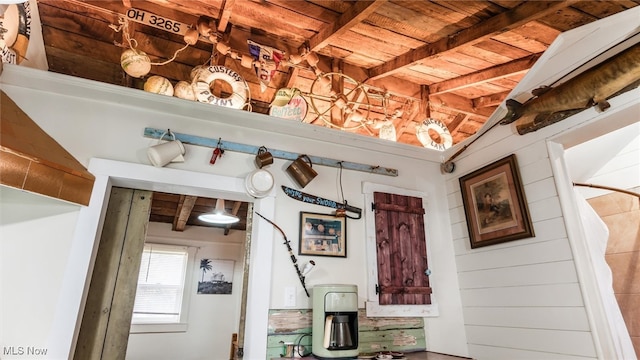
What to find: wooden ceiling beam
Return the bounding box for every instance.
[448,113,469,134]
[173,195,198,231]
[216,0,235,32]
[307,0,387,52]
[472,90,512,109]
[430,93,496,118]
[368,1,580,79]
[429,53,543,95]
[224,200,243,235]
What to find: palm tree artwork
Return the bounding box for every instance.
[200,258,212,282]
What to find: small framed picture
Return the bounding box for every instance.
[459,154,534,249]
[299,212,347,257]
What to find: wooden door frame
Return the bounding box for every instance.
[48,158,276,360]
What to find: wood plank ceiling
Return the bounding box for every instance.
[32,0,639,231]
[37,0,639,148]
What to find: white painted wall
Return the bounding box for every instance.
[0,63,465,359]
[0,186,79,358]
[125,222,245,360]
[443,7,640,360]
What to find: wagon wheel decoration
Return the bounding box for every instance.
[307,72,373,131]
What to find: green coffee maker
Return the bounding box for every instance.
[312,284,359,359]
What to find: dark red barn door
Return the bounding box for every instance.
[373,192,432,305]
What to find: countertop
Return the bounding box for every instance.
[273,351,473,360]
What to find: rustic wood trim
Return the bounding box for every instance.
[74,188,151,360]
[74,188,131,359]
[101,189,151,359]
[368,1,579,79]
[266,308,426,358]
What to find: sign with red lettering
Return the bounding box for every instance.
[269,95,308,121]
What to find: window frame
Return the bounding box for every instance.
[362,182,439,317]
[130,242,197,334]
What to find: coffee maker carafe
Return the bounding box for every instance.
[312,284,359,359]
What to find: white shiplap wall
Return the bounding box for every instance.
[443,7,640,358]
[446,132,597,360]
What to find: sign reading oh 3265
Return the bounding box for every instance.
[124,8,187,35]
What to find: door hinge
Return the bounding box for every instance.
[375,284,379,295]
[371,202,376,211]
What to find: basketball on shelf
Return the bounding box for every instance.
[144,75,174,96]
[120,49,151,78]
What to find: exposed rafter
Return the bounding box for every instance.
[368,1,581,79]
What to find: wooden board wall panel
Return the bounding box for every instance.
[491,31,552,54]
[455,238,573,272]
[334,30,410,59]
[42,26,121,64]
[365,12,435,45]
[457,260,578,289]
[433,0,505,20]
[528,196,564,224]
[351,22,425,50]
[465,325,597,358]
[446,50,495,71]
[460,283,585,308]
[228,6,315,44]
[269,0,339,24]
[539,7,599,32]
[45,47,126,85]
[462,306,591,331]
[467,343,596,360]
[38,2,119,40]
[523,178,558,205]
[573,0,637,17]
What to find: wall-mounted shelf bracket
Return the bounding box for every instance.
[144,127,398,177]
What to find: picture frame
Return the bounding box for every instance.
[459,154,534,249]
[198,259,235,294]
[299,212,347,257]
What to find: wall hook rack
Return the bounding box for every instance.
[144,127,398,177]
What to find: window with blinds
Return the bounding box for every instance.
[132,243,189,324]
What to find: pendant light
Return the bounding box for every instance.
[198,198,239,224]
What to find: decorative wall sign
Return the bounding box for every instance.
[459,154,534,248]
[198,259,235,294]
[269,94,308,121]
[124,8,187,35]
[299,212,346,258]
